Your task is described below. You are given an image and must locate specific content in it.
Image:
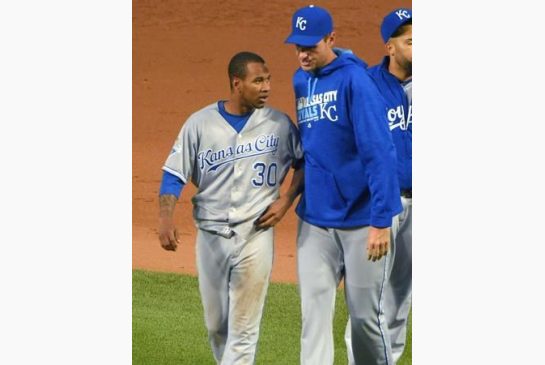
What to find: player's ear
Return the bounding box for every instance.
[325,32,336,47]
[385,41,394,57]
[233,77,242,92]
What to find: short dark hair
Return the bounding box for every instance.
[228,51,266,89]
[391,20,412,39]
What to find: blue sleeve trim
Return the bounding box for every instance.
[162,166,187,184]
[159,170,185,199]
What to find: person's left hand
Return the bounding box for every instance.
[255,196,291,229]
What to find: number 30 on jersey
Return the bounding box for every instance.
[252,162,277,187]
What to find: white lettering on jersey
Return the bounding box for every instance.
[197,134,280,172]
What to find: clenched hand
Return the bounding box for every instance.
[159,216,180,251]
[367,226,390,262]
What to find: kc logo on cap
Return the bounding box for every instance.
[285,5,333,47]
[296,17,307,31]
[395,9,411,20]
[381,8,412,43]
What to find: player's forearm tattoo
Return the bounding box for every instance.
[159,194,178,218]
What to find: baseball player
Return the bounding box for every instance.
[158,51,304,365]
[284,5,402,365]
[345,8,413,364]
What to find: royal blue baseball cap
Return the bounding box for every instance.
[381,8,412,43]
[285,5,333,47]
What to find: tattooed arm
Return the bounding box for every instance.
[159,194,180,251]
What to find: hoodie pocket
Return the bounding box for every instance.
[305,165,346,220]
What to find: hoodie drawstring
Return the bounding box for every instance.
[307,77,318,103]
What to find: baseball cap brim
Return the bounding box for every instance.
[284,34,323,47]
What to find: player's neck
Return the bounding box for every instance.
[388,61,411,82]
[312,50,337,74]
[323,49,338,68]
[225,99,254,116]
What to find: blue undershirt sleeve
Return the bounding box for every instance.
[159,170,185,199]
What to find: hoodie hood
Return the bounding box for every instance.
[300,50,369,106]
[305,50,368,77]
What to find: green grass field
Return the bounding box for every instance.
[133,270,411,364]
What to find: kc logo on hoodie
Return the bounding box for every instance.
[296,90,339,126]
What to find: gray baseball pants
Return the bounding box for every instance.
[297,219,392,365]
[196,226,273,365]
[345,196,412,364]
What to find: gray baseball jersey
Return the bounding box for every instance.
[163,102,303,232]
[163,101,302,364]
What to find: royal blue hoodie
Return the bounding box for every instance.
[368,56,412,190]
[293,52,402,228]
